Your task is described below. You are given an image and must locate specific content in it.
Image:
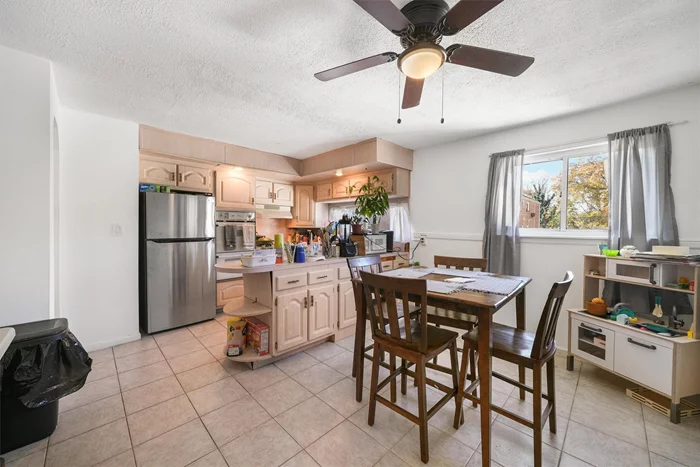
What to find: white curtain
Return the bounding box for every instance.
[328,202,412,243]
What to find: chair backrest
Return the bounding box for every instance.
[434,256,487,271]
[531,271,574,360]
[359,270,428,354]
[347,256,383,279]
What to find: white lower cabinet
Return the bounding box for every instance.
[308,285,336,341]
[614,331,673,395]
[338,281,356,329]
[276,290,308,353]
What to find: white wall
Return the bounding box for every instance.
[0,45,52,326]
[410,85,700,348]
[59,108,140,350]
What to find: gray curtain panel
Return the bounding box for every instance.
[607,123,678,250]
[483,149,524,276]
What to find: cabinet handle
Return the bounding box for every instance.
[250,197,254,205]
[287,280,299,284]
[648,263,657,285]
[580,323,603,334]
[170,172,176,181]
[178,173,183,182]
[304,297,308,308]
[317,275,328,279]
[627,337,656,351]
[310,295,314,306]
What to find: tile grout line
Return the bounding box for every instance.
[556,363,581,467]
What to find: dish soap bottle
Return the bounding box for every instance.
[652,296,663,318]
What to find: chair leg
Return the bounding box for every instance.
[546,359,557,433]
[390,353,397,403]
[401,359,408,395]
[432,323,441,365]
[532,365,543,467]
[468,349,478,408]
[368,341,381,427]
[416,356,429,464]
[454,341,470,429]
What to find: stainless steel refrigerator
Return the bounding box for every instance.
[139,192,216,333]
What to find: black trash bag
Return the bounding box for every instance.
[2,327,92,409]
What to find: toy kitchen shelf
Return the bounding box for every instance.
[567,254,700,424]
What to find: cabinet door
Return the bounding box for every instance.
[294,185,315,227]
[309,285,336,340]
[316,182,333,202]
[216,279,243,307]
[375,172,394,194]
[332,181,349,199]
[255,179,274,205]
[277,290,308,353]
[178,164,213,192]
[338,281,356,329]
[348,176,368,197]
[216,171,254,209]
[274,183,294,207]
[139,159,177,185]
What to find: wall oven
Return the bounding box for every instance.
[215,211,255,281]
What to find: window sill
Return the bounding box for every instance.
[520,230,607,242]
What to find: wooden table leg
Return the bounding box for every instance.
[516,289,526,400]
[355,291,367,402]
[478,308,493,467]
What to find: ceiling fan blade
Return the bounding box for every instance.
[353,0,412,35]
[402,77,424,109]
[446,44,534,77]
[314,52,398,81]
[439,0,504,36]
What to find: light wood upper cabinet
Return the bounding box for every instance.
[316,182,333,202]
[216,170,254,209]
[139,159,177,185]
[375,171,394,194]
[274,183,294,207]
[178,164,213,192]
[255,179,274,205]
[338,281,356,330]
[308,285,336,340]
[332,180,350,199]
[293,185,315,227]
[348,175,368,196]
[277,290,308,353]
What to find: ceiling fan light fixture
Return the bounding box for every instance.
[398,44,445,79]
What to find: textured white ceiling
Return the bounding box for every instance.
[1,0,698,158]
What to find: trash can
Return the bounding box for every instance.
[1,318,92,454]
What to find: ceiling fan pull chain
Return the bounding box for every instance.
[397,69,402,124]
[441,66,445,124]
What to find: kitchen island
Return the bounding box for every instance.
[215,253,408,365]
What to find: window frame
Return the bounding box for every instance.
[520,140,609,238]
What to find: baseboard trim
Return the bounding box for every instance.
[83,333,141,352]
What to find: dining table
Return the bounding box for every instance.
[352,267,531,467]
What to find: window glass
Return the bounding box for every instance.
[521,160,562,229]
[566,154,609,230]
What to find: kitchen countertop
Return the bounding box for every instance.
[0,327,16,359]
[215,252,405,274]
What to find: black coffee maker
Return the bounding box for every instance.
[337,214,357,257]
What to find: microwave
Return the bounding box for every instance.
[351,234,387,256]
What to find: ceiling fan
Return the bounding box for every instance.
[314,0,535,110]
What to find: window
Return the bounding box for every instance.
[520,141,609,234]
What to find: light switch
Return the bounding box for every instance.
[111,223,123,237]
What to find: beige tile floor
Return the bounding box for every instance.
[5,318,700,467]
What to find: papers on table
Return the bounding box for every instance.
[427,280,466,295]
[380,268,432,279]
[444,277,476,284]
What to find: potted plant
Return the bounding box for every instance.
[350,212,365,235]
[354,176,389,234]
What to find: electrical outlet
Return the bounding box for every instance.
[111,223,123,237]
[419,235,427,246]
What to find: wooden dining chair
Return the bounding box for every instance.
[427,256,487,398]
[360,271,460,464]
[347,256,419,401]
[454,272,574,467]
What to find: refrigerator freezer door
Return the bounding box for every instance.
[144,192,215,240]
[145,239,216,333]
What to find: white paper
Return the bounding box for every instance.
[444,277,475,283]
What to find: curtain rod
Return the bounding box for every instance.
[522,120,689,158]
